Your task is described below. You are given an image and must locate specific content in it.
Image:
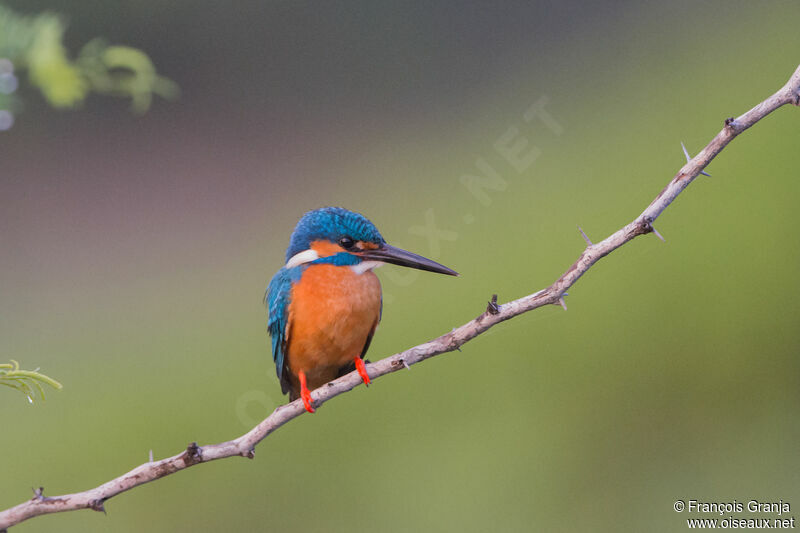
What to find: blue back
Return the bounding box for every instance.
[265,266,304,393]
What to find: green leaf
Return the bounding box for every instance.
[0,3,177,116]
[0,360,63,404]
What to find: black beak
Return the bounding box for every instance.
[357,243,458,276]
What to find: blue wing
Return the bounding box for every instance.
[265,266,303,395]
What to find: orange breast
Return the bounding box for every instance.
[286,264,382,391]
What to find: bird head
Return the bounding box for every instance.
[284,207,457,275]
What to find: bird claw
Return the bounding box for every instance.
[354,357,371,386]
[298,371,315,413]
[301,390,315,413]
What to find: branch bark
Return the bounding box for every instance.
[2,64,799,531]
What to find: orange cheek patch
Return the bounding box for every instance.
[358,241,380,250]
[310,240,345,257]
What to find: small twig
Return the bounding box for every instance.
[486,294,500,315]
[1,63,798,531]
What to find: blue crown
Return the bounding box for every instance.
[286,207,385,261]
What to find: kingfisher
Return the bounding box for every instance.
[265,207,457,413]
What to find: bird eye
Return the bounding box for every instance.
[339,236,355,249]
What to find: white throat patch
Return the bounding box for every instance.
[285,249,319,268]
[350,261,384,275]
[286,249,383,274]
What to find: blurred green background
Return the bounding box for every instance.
[2,1,799,531]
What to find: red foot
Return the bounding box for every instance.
[298,371,315,413]
[354,357,371,386]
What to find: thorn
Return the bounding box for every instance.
[402,359,410,370]
[558,296,568,311]
[724,116,735,127]
[455,346,462,352]
[242,448,255,459]
[32,487,44,501]
[148,449,153,463]
[486,294,500,315]
[577,225,592,246]
[651,225,665,242]
[88,499,106,514]
[681,142,711,177]
[681,141,691,162]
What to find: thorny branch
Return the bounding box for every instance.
[1,64,799,531]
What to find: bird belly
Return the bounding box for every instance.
[286,265,381,391]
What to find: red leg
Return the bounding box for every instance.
[354,357,371,386]
[298,371,315,413]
